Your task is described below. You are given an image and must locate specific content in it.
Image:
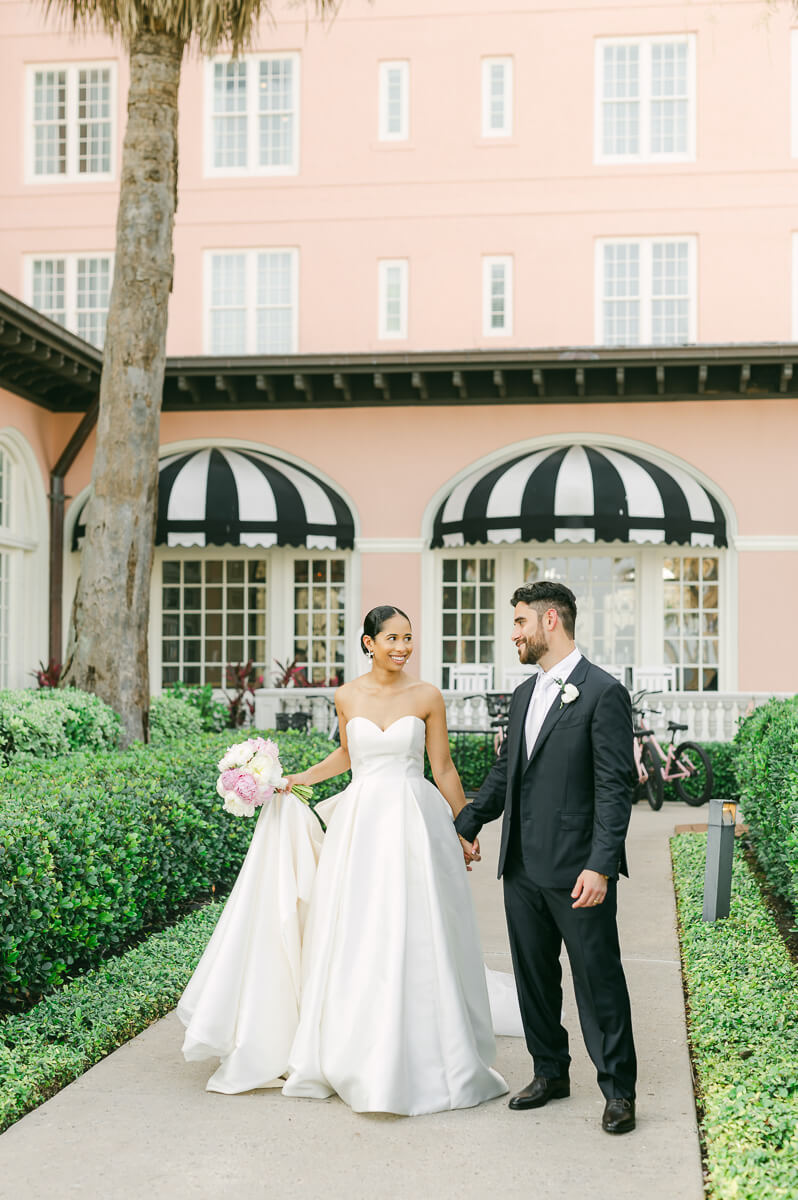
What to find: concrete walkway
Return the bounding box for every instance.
[0,803,704,1200]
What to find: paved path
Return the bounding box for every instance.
[0,803,704,1200]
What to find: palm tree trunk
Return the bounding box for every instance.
[63,29,183,746]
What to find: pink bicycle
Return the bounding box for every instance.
[631,689,713,811]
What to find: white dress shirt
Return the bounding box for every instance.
[523,646,583,759]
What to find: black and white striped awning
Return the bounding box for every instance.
[73,447,355,550]
[432,443,727,549]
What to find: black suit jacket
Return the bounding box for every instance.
[454,658,636,888]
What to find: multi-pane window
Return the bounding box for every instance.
[378,259,408,339]
[207,54,299,175]
[27,254,112,347]
[161,558,267,688]
[663,554,719,691]
[206,249,298,354]
[481,57,513,137]
[0,450,8,530]
[378,61,409,141]
[596,36,695,162]
[441,558,496,688]
[482,256,513,335]
[0,552,8,689]
[28,64,114,180]
[524,555,637,668]
[597,238,695,346]
[292,559,346,685]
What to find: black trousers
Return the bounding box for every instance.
[503,848,637,1100]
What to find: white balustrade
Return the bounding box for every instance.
[253,687,793,743]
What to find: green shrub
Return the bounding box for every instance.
[0,730,346,1011]
[733,696,798,909]
[0,900,223,1133]
[0,688,121,763]
[149,694,204,743]
[165,682,228,732]
[671,833,798,1200]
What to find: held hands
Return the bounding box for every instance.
[571,868,608,909]
[459,835,481,872]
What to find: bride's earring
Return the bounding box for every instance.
[368,650,374,661]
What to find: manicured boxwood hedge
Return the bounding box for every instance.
[672,832,798,1200]
[732,696,798,910]
[0,688,121,763]
[0,731,346,1012]
[0,899,223,1133]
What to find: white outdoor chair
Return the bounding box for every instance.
[502,666,538,691]
[631,665,676,695]
[449,664,494,692]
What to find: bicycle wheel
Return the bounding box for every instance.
[641,741,664,811]
[672,741,713,806]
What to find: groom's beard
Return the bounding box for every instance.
[516,630,548,665]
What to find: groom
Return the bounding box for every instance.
[455,581,638,1134]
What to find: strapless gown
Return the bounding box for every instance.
[178,714,512,1113]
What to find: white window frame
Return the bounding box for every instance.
[594,35,696,165]
[378,259,408,340]
[482,255,513,336]
[25,61,116,184]
[594,236,697,346]
[378,60,410,142]
[0,430,49,689]
[24,252,114,347]
[204,53,301,178]
[203,248,299,354]
[149,544,352,693]
[481,57,513,138]
[429,542,730,693]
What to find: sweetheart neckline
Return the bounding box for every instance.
[345,714,425,735]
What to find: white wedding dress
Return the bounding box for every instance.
[178,714,513,1114]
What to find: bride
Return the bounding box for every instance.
[178,605,510,1115]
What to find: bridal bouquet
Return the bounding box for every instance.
[216,736,313,818]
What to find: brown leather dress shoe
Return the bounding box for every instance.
[602,1097,636,1133]
[508,1075,570,1110]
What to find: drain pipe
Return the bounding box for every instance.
[48,398,100,666]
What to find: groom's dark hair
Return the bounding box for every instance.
[511,582,577,637]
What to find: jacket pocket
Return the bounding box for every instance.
[559,812,592,831]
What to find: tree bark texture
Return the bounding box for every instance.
[63,30,183,746]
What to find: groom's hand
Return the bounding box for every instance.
[571,869,608,909]
[459,835,481,871]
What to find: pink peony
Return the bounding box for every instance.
[248,737,268,755]
[254,785,275,809]
[234,772,257,802]
[262,738,280,760]
[221,769,241,791]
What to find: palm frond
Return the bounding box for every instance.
[42,0,340,54]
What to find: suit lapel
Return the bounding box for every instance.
[524,656,592,772]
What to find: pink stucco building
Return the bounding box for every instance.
[1,0,797,730]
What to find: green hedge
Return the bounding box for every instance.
[0,688,121,763]
[148,693,204,743]
[0,731,346,1011]
[733,696,798,909]
[672,833,798,1200]
[0,899,222,1133]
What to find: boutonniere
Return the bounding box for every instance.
[555,679,580,709]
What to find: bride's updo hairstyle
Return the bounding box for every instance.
[361,606,411,656]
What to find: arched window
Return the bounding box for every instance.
[70,441,358,691]
[0,428,48,688]
[426,439,735,692]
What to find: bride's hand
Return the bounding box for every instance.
[459,835,481,871]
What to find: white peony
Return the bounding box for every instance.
[217,741,255,772]
[249,753,283,787]
[561,683,580,705]
[222,790,256,817]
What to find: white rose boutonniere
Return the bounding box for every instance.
[556,680,580,709]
